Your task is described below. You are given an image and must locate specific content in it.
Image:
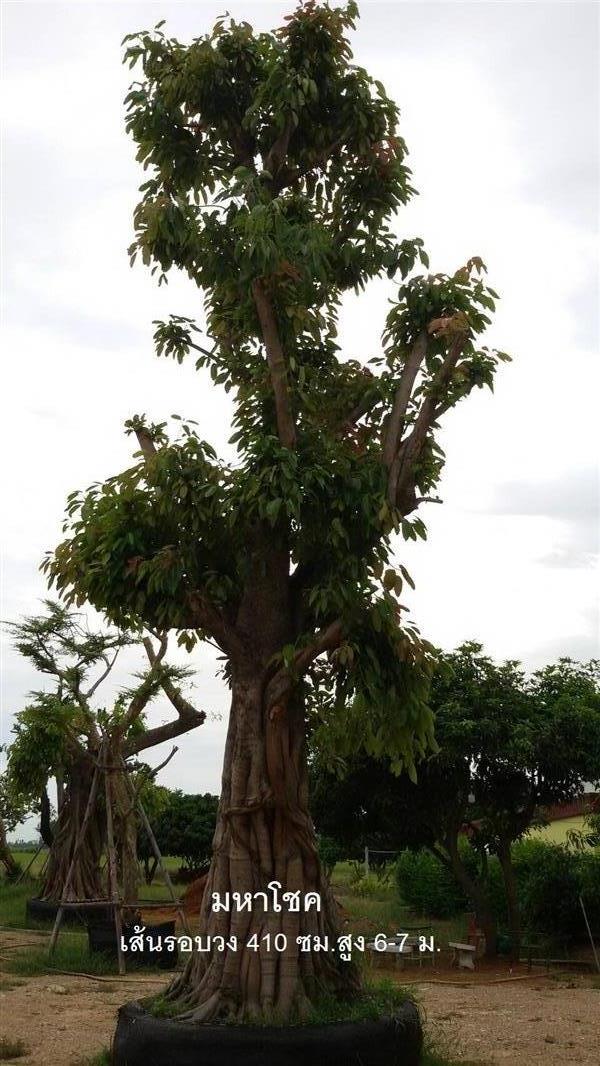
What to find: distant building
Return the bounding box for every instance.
[527,792,599,845]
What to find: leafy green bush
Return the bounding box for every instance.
[395,847,472,918]
[316,834,343,877]
[513,839,600,946]
[395,835,600,942]
[353,874,381,898]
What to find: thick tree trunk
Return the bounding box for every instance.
[165,673,359,1023]
[0,816,20,878]
[497,840,521,962]
[40,755,105,903]
[444,836,498,958]
[39,787,54,848]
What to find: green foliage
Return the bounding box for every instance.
[352,873,380,898]
[41,2,510,776]
[395,836,600,945]
[395,845,474,919]
[316,833,342,876]
[150,791,218,870]
[513,839,600,946]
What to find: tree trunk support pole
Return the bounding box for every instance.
[118,755,190,936]
[579,894,600,973]
[104,748,126,975]
[15,843,45,886]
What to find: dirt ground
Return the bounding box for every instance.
[1,930,598,1065]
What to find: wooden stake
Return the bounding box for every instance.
[119,755,190,936]
[104,749,126,975]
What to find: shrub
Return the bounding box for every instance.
[317,835,343,878]
[395,848,469,918]
[353,874,381,898]
[513,839,600,946]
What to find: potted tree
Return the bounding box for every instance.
[6,601,205,935]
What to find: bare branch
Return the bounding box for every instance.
[115,634,169,741]
[382,330,428,468]
[251,279,297,449]
[134,427,157,459]
[388,333,467,508]
[125,711,205,757]
[85,646,121,700]
[144,637,206,723]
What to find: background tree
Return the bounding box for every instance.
[149,791,219,874]
[6,602,205,905]
[0,752,37,879]
[46,2,508,1021]
[312,646,600,958]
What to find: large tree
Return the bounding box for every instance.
[6,602,205,905]
[46,2,507,1021]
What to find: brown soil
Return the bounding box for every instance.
[0,930,598,1065]
[418,975,600,1064]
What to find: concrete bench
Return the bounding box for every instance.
[448,941,476,971]
[367,940,414,970]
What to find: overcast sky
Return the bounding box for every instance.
[1,1,598,832]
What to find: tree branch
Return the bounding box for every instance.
[144,637,207,726]
[382,330,428,469]
[265,620,344,709]
[125,711,205,757]
[134,427,158,459]
[85,647,121,701]
[251,279,296,449]
[388,333,467,508]
[115,634,169,741]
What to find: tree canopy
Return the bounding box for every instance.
[44,0,509,779]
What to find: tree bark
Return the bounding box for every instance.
[39,787,54,848]
[165,671,359,1022]
[111,765,140,906]
[497,839,521,962]
[444,835,498,958]
[40,754,105,903]
[0,816,20,878]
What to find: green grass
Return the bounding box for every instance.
[0,881,43,929]
[0,862,188,930]
[72,1051,111,1066]
[149,977,415,1025]
[0,1037,29,1061]
[5,935,120,977]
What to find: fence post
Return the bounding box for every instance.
[364,846,369,878]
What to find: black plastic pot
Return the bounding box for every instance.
[88,919,178,969]
[26,896,113,927]
[112,998,423,1066]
